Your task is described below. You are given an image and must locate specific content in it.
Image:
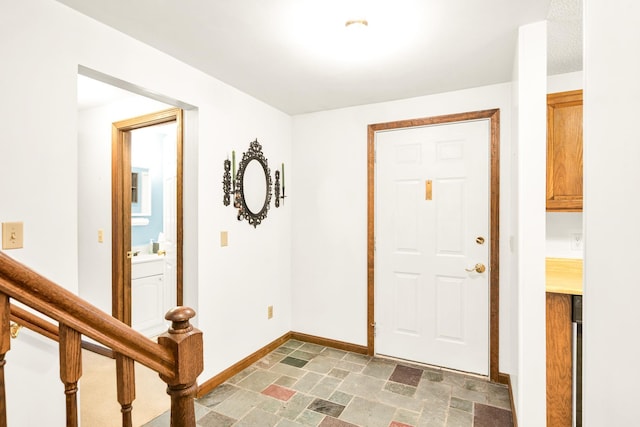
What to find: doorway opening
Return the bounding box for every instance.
[367,109,503,382]
[112,108,184,331]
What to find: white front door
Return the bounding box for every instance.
[375,119,490,375]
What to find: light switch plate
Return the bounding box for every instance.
[220,231,228,247]
[2,222,24,250]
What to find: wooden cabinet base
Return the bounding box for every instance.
[546,292,573,426]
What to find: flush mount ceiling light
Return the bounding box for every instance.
[345,19,369,29]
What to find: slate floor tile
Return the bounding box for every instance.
[389,365,423,387]
[196,383,239,408]
[296,409,325,426]
[450,397,473,413]
[362,358,397,380]
[197,411,236,427]
[305,355,340,374]
[473,403,513,427]
[307,398,346,418]
[235,408,281,427]
[238,369,281,392]
[277,419,308,427]
[339,396,395,427]
[291,350,318,361]
[320,347,348,359]
[263,384,297,401]
[300,343,326,354]
[276,393,315,420]
[446,407,473,427]
[318,417,359,427]
[282,356,309,368]
[385,381,417,397]
[338,372,386,396]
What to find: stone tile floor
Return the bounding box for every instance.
[143,339,513,427]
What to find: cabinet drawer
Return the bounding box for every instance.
[132,259,164,279]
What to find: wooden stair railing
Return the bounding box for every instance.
[0,251,203,427]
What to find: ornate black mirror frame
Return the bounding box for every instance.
[234,139,273,227]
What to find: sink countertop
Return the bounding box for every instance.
[546,257,583,295]
[131,253,165,264]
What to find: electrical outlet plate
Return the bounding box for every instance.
[570,233,583,250]
[2,222,24,250]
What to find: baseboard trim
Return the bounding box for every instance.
[289,332,368,355]
[196,332,292,398]
[500,373,518,427]
[196,331,368,398]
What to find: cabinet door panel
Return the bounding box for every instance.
[547,90,583,211]
[132,275,166,337]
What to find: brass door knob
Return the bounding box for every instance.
[465,263,486,273]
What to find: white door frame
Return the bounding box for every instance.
[367,109,503,383]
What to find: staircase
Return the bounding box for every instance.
[0,251,203,427]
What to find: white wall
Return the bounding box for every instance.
[511,21,547,426]
[78,94,171,314]
[583,1,640,425]
[291,83,515,370]
[0,1,292,424]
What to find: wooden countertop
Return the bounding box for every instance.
[546,257,583,295]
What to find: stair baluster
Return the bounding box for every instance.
[116,353,136,427]
[59,324,82,427]
[0,293,10,427]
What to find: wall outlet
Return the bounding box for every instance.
[570,233,583,250]
[267,305,273,319]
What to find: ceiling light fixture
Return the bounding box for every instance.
[345,19,369,29]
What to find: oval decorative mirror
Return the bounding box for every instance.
[234,139,272,227]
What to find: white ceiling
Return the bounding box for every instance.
[61,0,582,115]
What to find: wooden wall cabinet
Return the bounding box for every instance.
[547,90,583,211]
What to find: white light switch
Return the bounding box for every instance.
[2,222,24,250]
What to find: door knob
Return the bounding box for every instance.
[465,263,486,273]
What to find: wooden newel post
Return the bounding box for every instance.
[158,307,203,427]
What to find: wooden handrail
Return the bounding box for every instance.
[10,304,116,358]
[0,252,173,377]
[0,251,203,427]
[9,304,59,342]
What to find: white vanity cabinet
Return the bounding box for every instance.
[131,256,167,337]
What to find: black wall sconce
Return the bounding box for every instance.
[274,162,286,208]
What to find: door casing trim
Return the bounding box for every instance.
[112,108,184,325]
[367,109,502,382]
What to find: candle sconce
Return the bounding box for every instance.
[223,158,232,206]
[274,169,286,208]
